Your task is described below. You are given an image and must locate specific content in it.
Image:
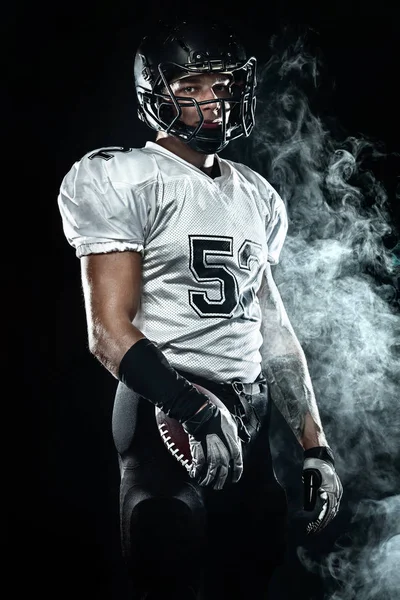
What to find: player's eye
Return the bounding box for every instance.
[181,86,197,94]
[213,84,233,95]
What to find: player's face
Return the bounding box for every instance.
[169,73,233,129]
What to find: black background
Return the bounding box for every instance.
[15,1,399,599]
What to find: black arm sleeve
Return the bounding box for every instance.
[118,338,210,423]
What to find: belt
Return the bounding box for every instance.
[231,379,266,397]
[175,368,266,399]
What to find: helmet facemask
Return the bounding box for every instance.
[137,58,257,154]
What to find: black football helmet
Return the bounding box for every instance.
[133,18,257,154]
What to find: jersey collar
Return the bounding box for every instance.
[143,141,229,182]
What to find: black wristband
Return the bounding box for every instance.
[182,401,216,436]
[303,446,335,467]
[118,338,209,422]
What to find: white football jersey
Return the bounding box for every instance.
[58,141,288,383]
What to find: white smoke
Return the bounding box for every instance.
[226,27,400,599]
[298,496,400,599]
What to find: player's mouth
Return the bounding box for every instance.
[201,120,222,129]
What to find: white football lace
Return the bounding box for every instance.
[158,423,192,471]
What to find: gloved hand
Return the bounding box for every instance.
[182,401,243,490]
[303,446,343,534]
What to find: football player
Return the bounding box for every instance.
[57,17,343,600]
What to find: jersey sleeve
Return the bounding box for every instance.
[57,150,155,258]
[264,189,288,265]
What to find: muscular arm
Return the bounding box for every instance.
[258,264,328,450]
[80,251,209,414]
[80,251,145,377]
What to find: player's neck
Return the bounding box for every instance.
[154,133,217,177]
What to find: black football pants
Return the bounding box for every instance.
[112,371,288,600]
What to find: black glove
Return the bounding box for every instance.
[303,446,343,535]
[183,401,243,490]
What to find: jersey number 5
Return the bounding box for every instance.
[188,235,263,321]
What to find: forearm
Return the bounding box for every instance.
[261,341,327,449]
[87,313,145,378]
[259,266,328,450]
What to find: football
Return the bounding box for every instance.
[155,382,225,471]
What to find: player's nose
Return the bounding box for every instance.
[201,90,221,113]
